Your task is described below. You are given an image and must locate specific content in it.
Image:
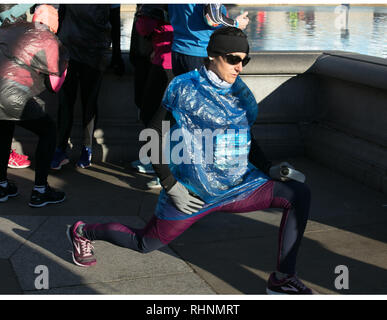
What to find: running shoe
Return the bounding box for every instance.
[0,180,18,202]
[8,150,31,169]
[51,148,69,170]
[76,146,92,168]
[66,221,97,267]
[131,159,154,174]
[28,184,66,208]
[266,272,316,295]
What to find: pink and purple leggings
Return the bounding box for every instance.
[83,180,310,275]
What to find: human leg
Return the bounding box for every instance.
[0,121,15,182]
[69,181,310,270]
[141,65,174,127]
[265,180,314,294]
[0,121,18,202]
[109,6,124,76]
[210,180,313,294]
[18,114,66,207]
[270,180,311,275]
[79,64,103,149]
[51,60,79,170]
[18,114,57,186]
[56,60,79,152]
[67,195,222,267]
[75,63,104,168]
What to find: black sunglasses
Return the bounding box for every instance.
[223,54,250,67]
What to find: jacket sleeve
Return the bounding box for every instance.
[44,68,67,93]
[203,4,237,28]
[147,104,177,192]
[249,134,272,175]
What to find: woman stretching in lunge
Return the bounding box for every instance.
[67,27,316,295]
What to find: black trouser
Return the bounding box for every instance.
[0,114,56,186]
[141,65,174,127]
[109,6,122,66]
[172,51,205,76]
[57,59,103,151]
[133,55,152,110]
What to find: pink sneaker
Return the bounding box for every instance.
[8,150,31,169]
[66,221,97,267]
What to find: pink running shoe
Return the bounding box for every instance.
[8,150,31,169]
[66,221,97,267]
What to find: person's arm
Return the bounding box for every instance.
[43,69,67,93]
[0,4,34,26]
[148,103,205,213]
[147,105,177,192]
[203,4,249,30]
[249,134,272,175]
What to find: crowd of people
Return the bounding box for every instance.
[0,4,315,295]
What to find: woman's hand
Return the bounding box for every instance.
[167,182,205,214]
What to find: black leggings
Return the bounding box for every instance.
[0,114,56,185]
[57,59,103,150]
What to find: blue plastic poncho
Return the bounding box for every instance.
[155,67,269,219]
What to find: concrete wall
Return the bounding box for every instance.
[243,51,387,194]
[305,52,387,195]
[12,51,387,194]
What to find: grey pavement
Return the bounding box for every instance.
[0,157,386,295]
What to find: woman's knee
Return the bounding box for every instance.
[139,237,166,254]
[293,181,311,203]
[273,180,311,208]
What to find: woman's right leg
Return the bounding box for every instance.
[0,121,15,182]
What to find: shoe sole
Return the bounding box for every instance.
[131,163,155,174]
[28,195,66,208]
[147,183,162,189]
[76,163,92,169]
[51,159,70,170]
[66,225,95,268]
[0,192,19,202]
[8,164,30,169]
[266,288,288,295]
[137,168,155,174]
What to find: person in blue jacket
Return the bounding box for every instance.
[67,27,316,295]
[168,4,249,76]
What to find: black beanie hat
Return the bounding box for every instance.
[207,26,249,57]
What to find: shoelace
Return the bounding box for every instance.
[79,237,94,257]
[10,150,27,161]
[288,276,307,291]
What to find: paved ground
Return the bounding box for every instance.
[0,156,386,295]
